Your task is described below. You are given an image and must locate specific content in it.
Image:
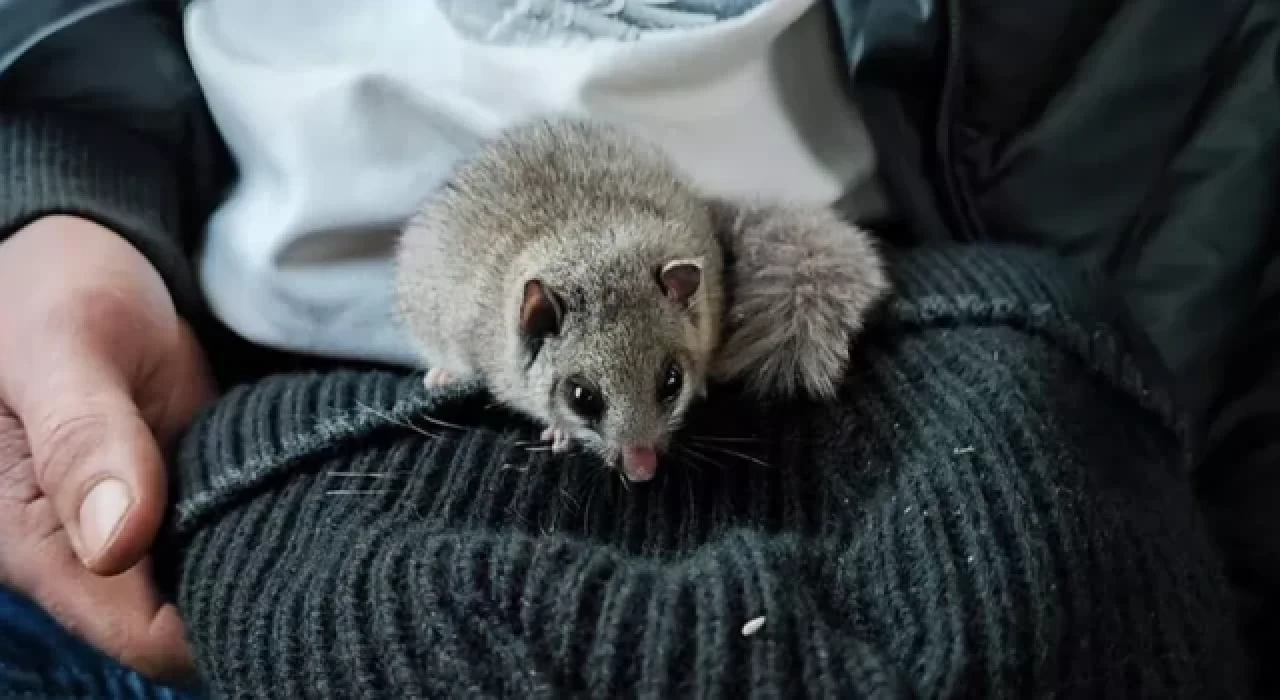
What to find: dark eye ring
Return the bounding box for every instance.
[659,361,683,403]
[564,377,605,421]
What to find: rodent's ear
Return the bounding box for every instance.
[659,258,703,309]
[520,279,563,338]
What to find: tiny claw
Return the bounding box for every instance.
[541,426,572,453]
[424,368,456,389]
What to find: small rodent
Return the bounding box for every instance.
[395,117,890,483]
[395,117,724,482]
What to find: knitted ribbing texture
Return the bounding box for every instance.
[164,245,1245,699]
[0,110,200,317]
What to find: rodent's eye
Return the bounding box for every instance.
[564,377,605,421]
[659,361,683,403]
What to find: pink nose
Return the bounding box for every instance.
[621,445,659,482]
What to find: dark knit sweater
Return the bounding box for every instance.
[161,246,1247,699]
[0,111,204,319]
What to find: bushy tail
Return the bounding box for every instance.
[710,201,890,400]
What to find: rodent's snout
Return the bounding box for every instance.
[620,444,660,483]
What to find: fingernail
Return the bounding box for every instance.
[79,478,132,560]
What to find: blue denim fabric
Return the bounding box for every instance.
[0,586,203,699]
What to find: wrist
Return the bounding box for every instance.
[2,214,177,316]
[1,112,205,330]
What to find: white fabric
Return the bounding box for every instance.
[183,0,882,366]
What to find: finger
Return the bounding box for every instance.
[135,601,195,683]
[10,520,194,681]
[2,353,166,576]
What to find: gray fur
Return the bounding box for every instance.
[396,116,890,469]
[395,117,724,469]
[708,200,890,399]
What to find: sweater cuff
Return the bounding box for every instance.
[0,110,201,319]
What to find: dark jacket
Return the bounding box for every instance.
[830,2,1280,689]
[2,0,1278,694]
[0,0,293,384]
[0,0,227,315]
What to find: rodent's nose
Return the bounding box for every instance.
[621,445,659,482]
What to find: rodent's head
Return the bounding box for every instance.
[517,250,722,483]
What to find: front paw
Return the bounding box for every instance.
[540,426,573,453]
[423,367,460,390]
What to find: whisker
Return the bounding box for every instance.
[683,469,699,517]
[674,453,705,476]
[545,501,561,535]
[559,487,581,511]
[500,463,532,473]
[691,433,813,447]
[325,489,390,495]
[521,445,556,453]
[581,478,601,529]
[325,471,401,479]
[355,402,442,438]
[513,438,552,448]
[412,411,471,432]
[669,446,701,473]
[675,445,728,472]
[688,435,762,444]
[687,441,772,469]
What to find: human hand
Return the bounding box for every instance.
[0,216,214,681]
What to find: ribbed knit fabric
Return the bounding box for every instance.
[163,245,1246,699]
[0,110,200,317]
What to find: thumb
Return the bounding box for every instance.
[11,356,166,576]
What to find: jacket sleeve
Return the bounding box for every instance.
[0,0,229,320]
[1197,248,1280,697]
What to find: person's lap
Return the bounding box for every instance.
[0,585,199,699]
[0,243,1245,696]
